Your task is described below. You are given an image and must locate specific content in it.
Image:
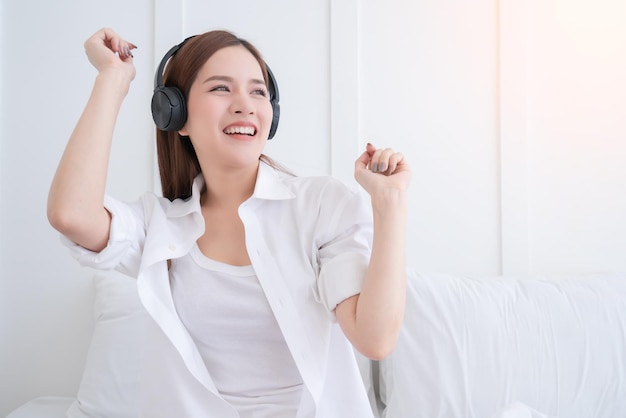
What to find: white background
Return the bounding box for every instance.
[1,0,624,414]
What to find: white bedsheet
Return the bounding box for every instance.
[491,402,557,418]
[6,396,75,418]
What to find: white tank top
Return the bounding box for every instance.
[169,243,303,417]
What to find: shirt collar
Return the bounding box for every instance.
[251,161,296,201]
[163,161,294,218]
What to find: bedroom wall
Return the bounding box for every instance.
[359,0,502,276]
[0,0,156,414]
[524,0,626,273]
[358,0,626,276]
[1,0,624,414]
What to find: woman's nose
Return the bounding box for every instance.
[230,93,255,115]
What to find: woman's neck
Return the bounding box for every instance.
[200,162,259,209]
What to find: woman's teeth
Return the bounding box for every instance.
[224,126,255,136]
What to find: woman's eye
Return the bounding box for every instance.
[210,85,229,92]
[253,88,268,97]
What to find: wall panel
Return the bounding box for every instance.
[0,0,155,414]
[525,0,626,273]
[359,0,502,275]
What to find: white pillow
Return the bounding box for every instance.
[66,271,149,418]
[6,396,76,418]
[491,402,557,418]
[379,271,626,418]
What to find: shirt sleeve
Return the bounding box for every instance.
[60,195,146,278]
[316,180,373,313]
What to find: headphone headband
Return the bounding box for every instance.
[151,34,280,139]
[153,36,196,89]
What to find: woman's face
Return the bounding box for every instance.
[180,45,273,170]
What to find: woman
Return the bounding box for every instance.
[48,27,410,417]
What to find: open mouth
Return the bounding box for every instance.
[223,126,256,136]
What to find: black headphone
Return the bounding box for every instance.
[151,36,280,139]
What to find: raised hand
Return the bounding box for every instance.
[354,143,411,200]
[83,27,137,82]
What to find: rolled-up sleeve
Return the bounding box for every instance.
[61,195,146,278]
[316,182,372,313]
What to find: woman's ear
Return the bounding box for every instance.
[178,126,188,136]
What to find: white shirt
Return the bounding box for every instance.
[63,162,376,418]
[170,244,303,417]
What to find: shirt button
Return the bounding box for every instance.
[168,244,176,252]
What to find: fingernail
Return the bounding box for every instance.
[371,163,378,173]
[379,163,387,173]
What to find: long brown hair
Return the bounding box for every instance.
[156,30,276,201]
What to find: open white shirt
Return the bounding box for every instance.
[170,244,304,417]
[63,162,376,418]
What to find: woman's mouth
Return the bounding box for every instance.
[223,126,256,136]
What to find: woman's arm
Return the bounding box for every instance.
[47,28,137,252]
[335,143,411,360]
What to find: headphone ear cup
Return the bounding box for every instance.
[151,86,188,132]
[268,99,280,140]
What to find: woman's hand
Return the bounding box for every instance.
[84,28,137,83]
[354,143,411,201]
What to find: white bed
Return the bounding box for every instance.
[7,270,626,417]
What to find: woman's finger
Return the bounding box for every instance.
[354,149,372,170]
[370,147,395,173]
[84,27,137,71]
[384,152,405,175]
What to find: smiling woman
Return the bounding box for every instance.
[45,26,411,418]
[178,46,273,186]
[151,31,280,201]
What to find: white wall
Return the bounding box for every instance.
[358,0,626,276]
[359,0,502,276]
[0,0,155,414]
[498,0,626,275]
[525,0,626,273]
[1,0,625,414]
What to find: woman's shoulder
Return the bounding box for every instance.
[282,174,370,221]
[283,173,357,198]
